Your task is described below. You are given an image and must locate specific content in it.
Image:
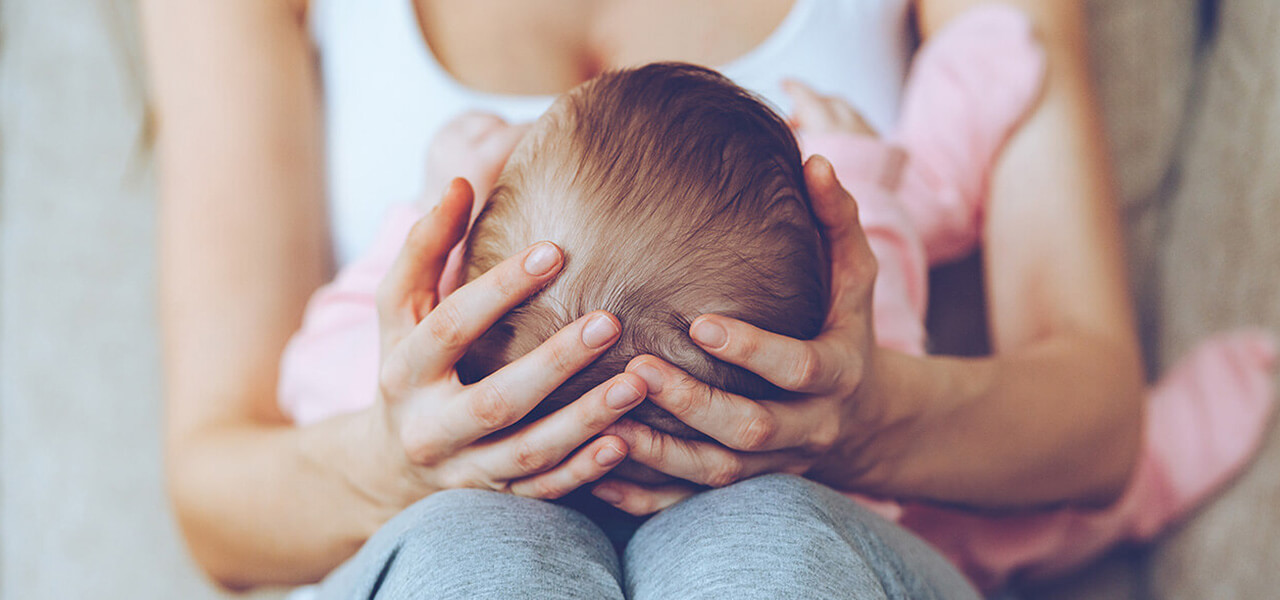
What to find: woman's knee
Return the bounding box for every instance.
[390,488,616,565]
[625,474,978,600]
[321,490,624,600]
[627,473,842,554]
[702,472,828,507]
[657,473,831,526]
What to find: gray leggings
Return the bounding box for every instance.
[318,474,980,599]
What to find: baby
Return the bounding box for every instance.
[279,6,1275,591]
[453,63,829,438]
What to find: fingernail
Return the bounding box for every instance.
[593,485,623,504]
[633,363,664,394]
[523,242,560,276]
[581,313,619,349]
[595,445,625,466]
[606,381,643,409]
[690,319,728,349]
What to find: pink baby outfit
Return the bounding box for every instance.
[801,5,1277,590]
[279,6,1277,592]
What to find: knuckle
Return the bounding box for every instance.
[377,358,407,397]
[490,270,516,299]
[491,265,529,300]
[663,377,699,416]
[468,385,515,431]
[633,498,658,516]
[404,442,433,467]
[733,331,761,360]
[787,346,823,391]
[426,302,467,349]
[404,218,438,255]
[807,419,840,454]
[545,338,581,375]
[403,425,457,471]
[528,479,565,500]
[512,439,556,474]
[435,465,470,491]
[618,493,651,516]
[706,455,744,488]
[580,401,618,432]
[736,413,778,451]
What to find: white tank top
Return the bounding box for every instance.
[310,0,914,265]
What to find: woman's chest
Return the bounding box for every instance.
[415,0,798,95]
[313,0,915,264]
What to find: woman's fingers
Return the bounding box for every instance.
[591,478,699,516]
[688,316,841,394]
[427,311,622,451]
[393,241,566,381]
[507,436,629,500]
[376,178,473,356]
[605,419,804,487]
[627,355,819,452]
[478,373,646,481]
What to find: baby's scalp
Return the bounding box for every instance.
[458,63,830,437]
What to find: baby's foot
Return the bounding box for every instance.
[1132,331,1279,537]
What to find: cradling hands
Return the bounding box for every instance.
[591,156,905,516]
[364,179,647,512]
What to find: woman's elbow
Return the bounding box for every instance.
[165,441,258,592]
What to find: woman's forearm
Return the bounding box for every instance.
[831,0,1143,510]
[813,336,1143,509]
[168,409,406,589]
[142,0,368,586]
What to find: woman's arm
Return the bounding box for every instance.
[589,2,1143,513]
[868,0,1143,507]
[142,0,365,586]
[142,2,641,588]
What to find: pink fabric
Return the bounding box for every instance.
[278,205,420,426]
[278,5,1278,592]
[801,6,1278,590]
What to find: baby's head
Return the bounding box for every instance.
[457,63,829,438]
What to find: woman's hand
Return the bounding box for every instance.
[424,112,532,297]
[591,156,905,516]
[367,178,648,509]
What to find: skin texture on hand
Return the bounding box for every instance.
[591,9,1144,511]
[591,154,896,515]
[368,178,654,507]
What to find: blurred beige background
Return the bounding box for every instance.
[1,0,1276,598]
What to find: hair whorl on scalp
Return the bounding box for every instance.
[458,62,830,433]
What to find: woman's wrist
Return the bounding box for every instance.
[806,347,991,499]
[811,338,1143,509]
[298,404,433,539]
[805,347,922,493]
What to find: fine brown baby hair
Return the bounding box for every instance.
[457,62,830,437]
